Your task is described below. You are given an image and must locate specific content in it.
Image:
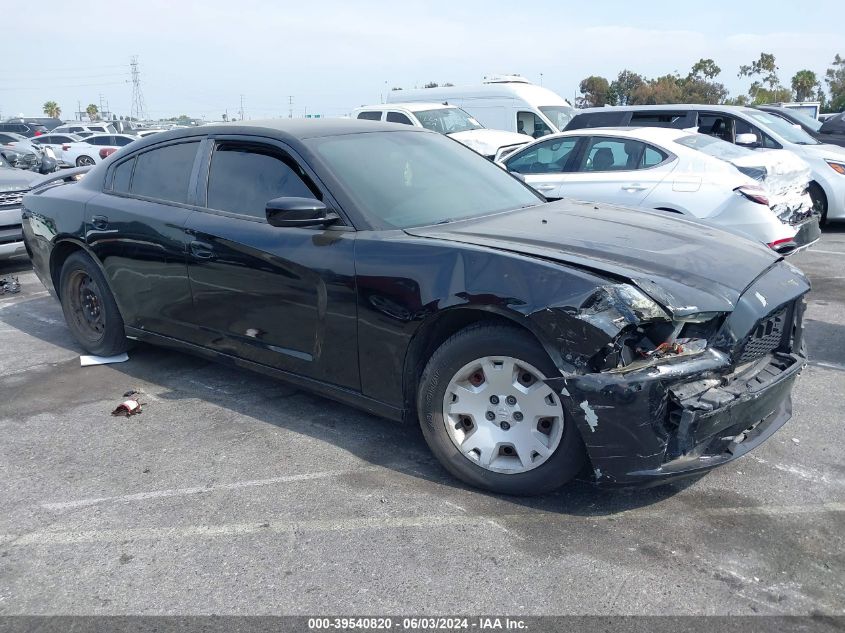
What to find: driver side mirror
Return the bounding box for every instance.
[265,197,339,228]
[735,133,760,148]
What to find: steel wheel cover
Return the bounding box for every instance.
[442,356,564,474]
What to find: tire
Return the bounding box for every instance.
[76,155,95,167]
[809,182,828,227]
[417,323,585,495]
[59,251,127,356]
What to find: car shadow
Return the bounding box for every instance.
[4,292,702,519]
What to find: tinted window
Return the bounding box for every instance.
[206,143,319,218]
[698,114,733,142]
[580,138,646,172]
[87,136,109,145]
[113,136,134,146]
[356,111,382,121]
[0,133,16,143]
[630,112,691,128]
[130,142,199,204]
[506,137,579,174]
[567,112,627,130]
[386,112,413,125]
[112,158,134,193]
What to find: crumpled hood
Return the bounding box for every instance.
[448,129,532,157]
[729,149,814,224]
[406,200,781,315]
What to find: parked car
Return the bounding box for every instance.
[498,127,819,254]
[387,76,576,139]
[51,123,117,137]
[352,102,531,159]
[29,133,84,164]
[3,117,62,131]
[566,105,845,224]
[62,134,138,166]
[757,105,845,148]
[22,119,809,494]
[0,132,43,156]
[819,112,845,137]
[0,155,43,260]
[135,129,167,138]
[0,121,48,138]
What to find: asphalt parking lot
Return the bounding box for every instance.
[0,232,843,617]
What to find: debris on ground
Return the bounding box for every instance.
[0,276,20,295]
[80,353,129,367]
[112,398,145,417]
[792,437,801,445]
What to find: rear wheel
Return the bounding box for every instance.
[59,251,127,356]
[417,324,585,495]
[76,155,95,167]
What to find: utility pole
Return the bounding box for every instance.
[288,96,293,119]
[239,94,245,121]
[540,73,543,86]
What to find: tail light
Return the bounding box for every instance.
[767,237,796,254]
[735,185,769,206]
[62,144,70,151]
[34,130,43,136]
[99,147,117,159]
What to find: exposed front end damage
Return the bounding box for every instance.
[540,261,810,486]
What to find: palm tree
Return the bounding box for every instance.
[86,103,99,121]
[42,101,61,118]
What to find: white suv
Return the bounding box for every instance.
[51,123,117,138]
[352,102,531,159]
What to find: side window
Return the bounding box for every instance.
[698,114,733,142]
[356,111,382,121]
[516,111,552,138]
[111,158,135,193]
[641,146,668,168]
[206,142,320,219]
[630,112,690,128]
[113,136,133,146]
[506,137,580,174]
[386,112,413,125]
[130,141,199,204]
[580,138,645,172]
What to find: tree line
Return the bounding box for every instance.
[577,53,845,112]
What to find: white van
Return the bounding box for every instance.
[387,76,576,139]
[351,102,531,159]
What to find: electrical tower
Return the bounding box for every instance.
[288,96,294,119]
[130,56,147,122]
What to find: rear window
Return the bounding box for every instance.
[566,112,627,130]
[130,142,199,204]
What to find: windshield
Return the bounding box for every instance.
[539,105,576,132]
[414,108,483,134]
[777,108,823,132]
[745,110,820,145]
[674,134,753,160]
[309,131,542,229]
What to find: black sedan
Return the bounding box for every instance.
[21,119,809,495]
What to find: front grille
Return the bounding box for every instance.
[0,190,28,207]
[738,305,788,364]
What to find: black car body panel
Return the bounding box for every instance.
[21,120,810,487]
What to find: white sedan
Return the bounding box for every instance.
[498,127,819,254]
[62,134,138,167]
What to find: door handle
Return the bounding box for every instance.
[621,184,648,192]
[189,241,215,260]
[91,215,109,230]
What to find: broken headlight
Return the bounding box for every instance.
[584,285,723,371]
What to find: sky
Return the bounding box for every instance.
[2,0,842,121]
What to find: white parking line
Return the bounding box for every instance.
[809,249,845,256]
[8,502,845,547]
[41,468,381,511]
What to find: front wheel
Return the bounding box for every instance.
[417,323,585,495]
[59,251,127,356]
[809,182,828,227]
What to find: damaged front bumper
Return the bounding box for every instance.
[549,349,804,486]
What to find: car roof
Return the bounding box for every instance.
[574,104,753,115]
[355,102,455,113]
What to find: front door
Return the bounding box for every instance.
[503,136,582,198]
[184,136,359,389]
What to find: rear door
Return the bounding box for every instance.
[86,139,202,340]
[559,136,674,206]
[503,136,583,198]
[183,135,359,388]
